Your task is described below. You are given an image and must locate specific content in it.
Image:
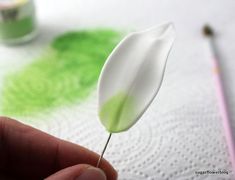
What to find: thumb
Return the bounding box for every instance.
[45,164,107,180]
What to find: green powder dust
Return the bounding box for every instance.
[99,92,136,133]
[2,29,121,117]
[0,16,35,40]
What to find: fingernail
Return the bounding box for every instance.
[76,167,107,180]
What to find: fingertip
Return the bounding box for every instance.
[76,166,107,180]
[45,164,109,180]
[45,164,89,180]
[99,161,118,180]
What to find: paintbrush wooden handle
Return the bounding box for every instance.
[211,56,235,173]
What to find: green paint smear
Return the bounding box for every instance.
[2,29,121,116]
[99,92,136,133]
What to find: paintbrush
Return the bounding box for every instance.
[203,25,235,173]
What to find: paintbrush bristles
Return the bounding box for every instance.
[203,25,214,37]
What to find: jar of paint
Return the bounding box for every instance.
[0,0,37,44]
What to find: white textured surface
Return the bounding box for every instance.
[1,0,235,179]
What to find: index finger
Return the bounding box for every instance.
[0,117,117,180]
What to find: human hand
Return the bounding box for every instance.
[0,117,117,180]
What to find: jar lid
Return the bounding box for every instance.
[0,0,28,10]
